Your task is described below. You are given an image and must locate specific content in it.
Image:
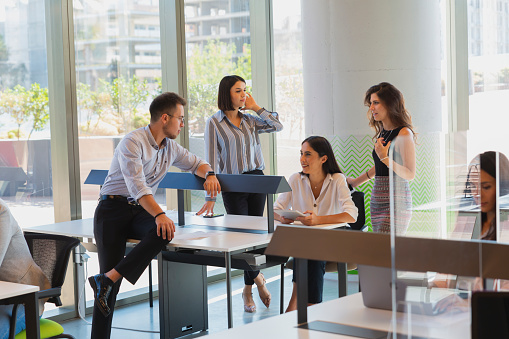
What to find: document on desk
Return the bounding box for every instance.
[175,231,216,241]
[276,221,347,230]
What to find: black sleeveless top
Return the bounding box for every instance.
[372,126,404,177]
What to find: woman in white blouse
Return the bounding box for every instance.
[274,136,358,312]
[201,75,283,313]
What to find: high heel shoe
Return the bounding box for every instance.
[242,292,256,313]
[256,273,271,308]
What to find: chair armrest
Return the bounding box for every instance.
[38,287,61,299]
[9,303,20,339]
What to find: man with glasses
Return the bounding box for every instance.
[88,92,220,339]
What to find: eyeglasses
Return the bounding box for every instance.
[464,164,480,198]
[167,114,185,124]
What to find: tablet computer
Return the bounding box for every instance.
[275,210,307,220]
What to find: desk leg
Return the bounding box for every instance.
[225,252,233,329]
[296,258,308,325]
[280,264,285,314]
[24,292,40,339]
[337,263,347,298]
[148,262,153,307]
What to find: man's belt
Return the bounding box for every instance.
[100,195,140,206]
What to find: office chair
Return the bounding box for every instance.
[9,232,79,339]
[346,190,367,231]
[286,190,367,297]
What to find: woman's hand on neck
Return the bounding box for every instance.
[223,109,240,119]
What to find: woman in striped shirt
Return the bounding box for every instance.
[203,75,283,312]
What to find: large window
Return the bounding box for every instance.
[0,0,54,227]
[73,0,163,305]
[184,0,251,212]
[467,0,509,158]
[75,0,164,219]
[273,0,304,180]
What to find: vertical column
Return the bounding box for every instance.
[445,0,469,236]
[301,0,442,136]
[160,0,189,211]
[45,0,81,314]
[46,0,81,223]
[250,0,277,176]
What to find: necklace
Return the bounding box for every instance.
[380,128,394,141]
[311,178,325,190]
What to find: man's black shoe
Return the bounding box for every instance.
[88,274,113,317]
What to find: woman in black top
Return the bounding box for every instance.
[348,82,416,234]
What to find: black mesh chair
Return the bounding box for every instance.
[327,190,366,297]
[9,232,79,339]
[347,190,367,231]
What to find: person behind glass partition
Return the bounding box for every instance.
[431,151,509,312]
[201,75,283,313]
[0,199,51,339]
[274,136,358,312]
[465,151,509,241]
[347,82,416,235]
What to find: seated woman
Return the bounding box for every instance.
[467,151,509,241]
[459,151,509,290]
[432,151,509,312]
[274,136,358,312]
[0,199,50,339]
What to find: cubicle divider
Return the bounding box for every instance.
[265,226,509,338]
[85,169,292,232]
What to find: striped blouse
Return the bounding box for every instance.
[205,108,283,174]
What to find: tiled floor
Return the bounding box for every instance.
[59,266,359,338]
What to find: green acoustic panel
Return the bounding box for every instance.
[408,133,442,235]
[329,133,442,235]
[329,135,375,231]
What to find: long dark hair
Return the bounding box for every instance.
[217,75,245,111]
[364,82,416,141]
[465,151,509,240]
[301,136,342,175]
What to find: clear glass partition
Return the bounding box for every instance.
[387,132,509,338]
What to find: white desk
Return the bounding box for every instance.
[203,292,470,339]
[26,213,347,338]
[0,281,40,339]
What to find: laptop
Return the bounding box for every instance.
[451,211,481,240]
[358,264,458,316]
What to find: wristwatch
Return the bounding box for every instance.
[205,171,215,179]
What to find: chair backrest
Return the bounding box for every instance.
[348,190,366,231]
[23,232,80,304]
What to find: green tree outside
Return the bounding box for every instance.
[26,83,49,140]
[0,85,29,140]
[186,40,252,133]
